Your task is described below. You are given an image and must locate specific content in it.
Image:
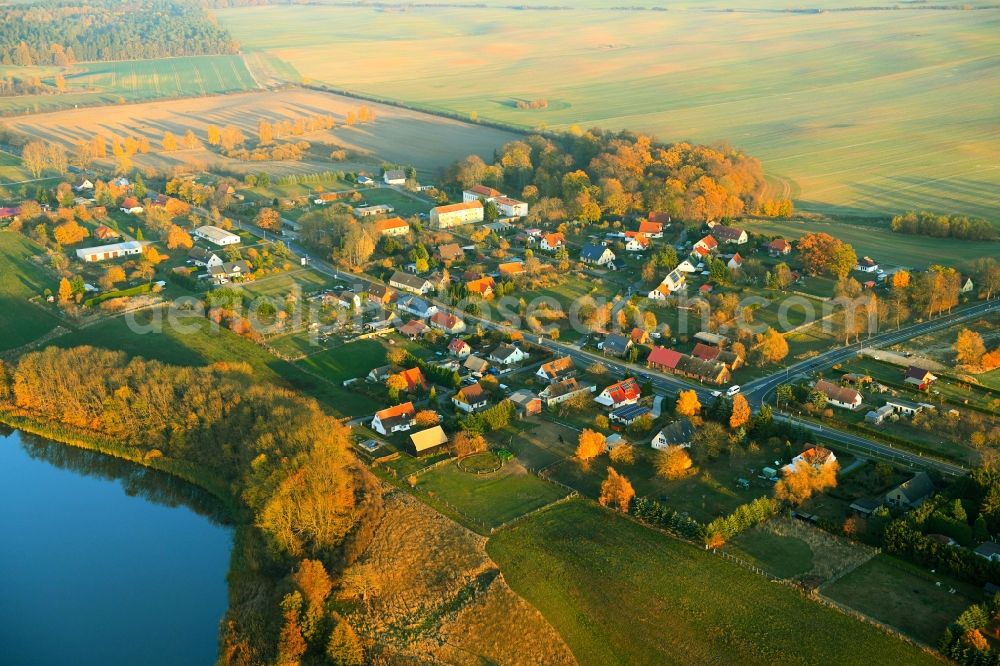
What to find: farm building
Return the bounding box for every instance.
[410,426,449,454]
[903,366,937,390]
[76,241,144,263]
[430,201,484,229]
[383,169,406,185]
[194,225,240,246]
[353,204,395,217]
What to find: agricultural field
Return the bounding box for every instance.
[0,56,260,116]
[6,88,520,180]
[0,232,62,351]
[0,149,31,184]
[743,217,996,267]
[823,554,981,645]
[487,500,940,665]
[219,3,1000,222]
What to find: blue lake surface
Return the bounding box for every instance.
[0,428,232,666]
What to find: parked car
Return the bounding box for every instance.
[726,385,741,397]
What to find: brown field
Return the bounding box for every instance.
[7,88,520,179]
[338,488,576,665]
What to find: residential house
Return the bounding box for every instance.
[390,271,434,295]
[768,238,793,256]
[366,284,396,306]
[448,338,472,359]
[495,196,528,218]
[209,260,253,284]
[865,404,895,424]
[397,294,438,319]
[0,206,21,220]
[540,232,565,252]
[119,197,144,215]
[536,356,574,383]
[367,365,392,383]
[510,389,542,418]
[371,402,417,435]
[436,243,465,263]
[580,244,616,267]
[674,355,730,385]
[539,378,595,406]
[855,256,879,273]
[691,235,718,260]
[188,246,223,268]
[194,225,240,246]
[76,241,144,263]
[884,398,927,417]
[648,269,686,300]
[430,201,484,229]
[489,343,528,366]
[638,219,665,238]
[356,175,374,186]
[331,289,361,310]
[605,433,627,450]
[462,185,502,203]
[609,403,650,426]
[903,366,937,391]
[727,253,744,271]
[410,425,449,454]
[383,169,406,185]
[712,225,748,245]
[374,217,410,237]
[498,261,524,277]
[430,311,467,334]
[973,542,1000,563]
[885,472,935,508]
[652,419,695,450]
[814,379,863,410]
[594,377,641,408]
[625,232,651,252]
[396,319,428,339]
[675,259,697,273]
[786,445,837,472]
[961,277,975,294]
[691,343,743,370]
[646,346,682,372]
[630,328,650,345]
[391,366,427,393]
[463,354,490,376]
[466,276,496,299]
[452,382,489,413]
[94,224,120,241]
[601,333,632,357]
[73,178,94,192]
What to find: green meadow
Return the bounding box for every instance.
[0,232,62,351]
[488,500,939,665]
[220,3,1000,222]
[0,55,258,115]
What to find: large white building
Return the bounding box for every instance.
[462,185,502,203]
[430,200,484,229]
[494,196,528,218]
[76,241,144,263]
[194,225,241,247]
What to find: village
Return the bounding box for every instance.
[2,151,999,658]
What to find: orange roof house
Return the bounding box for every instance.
[391,366,427,392]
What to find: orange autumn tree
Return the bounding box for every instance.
[598,467,635,512]
[655,445,693,480]
[166,224,193,250]
[53,220,89,245]
[774,459,840,505]
[954,328,986,367]
[414,410,439,427]
[729,394,751,430]
[576,428,606,462]
[675,390,701,419]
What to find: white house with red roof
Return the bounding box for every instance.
[540,232,565,251]
[691,235,718,260]
[594,377,642,408]
[463,184,502,203]
[727,253,744,271]
[371,402,417,435]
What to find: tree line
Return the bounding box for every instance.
[0,0,236,65]
[891,211,996,241]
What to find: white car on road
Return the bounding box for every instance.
[725,385,741,397]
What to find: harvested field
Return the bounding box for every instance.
[6,88,520,178]
[338,488,576,665]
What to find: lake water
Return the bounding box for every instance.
[0,428,233,666]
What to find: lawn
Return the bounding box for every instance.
[221,4,1000,222]
[0,232,62,351]
[413,459,569,534]
[728,527,814,580]
[823,554,981,645]
[358,187,433,218]
[487,500,939,665]
[0,55,259,115]
[296,338,389,383]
